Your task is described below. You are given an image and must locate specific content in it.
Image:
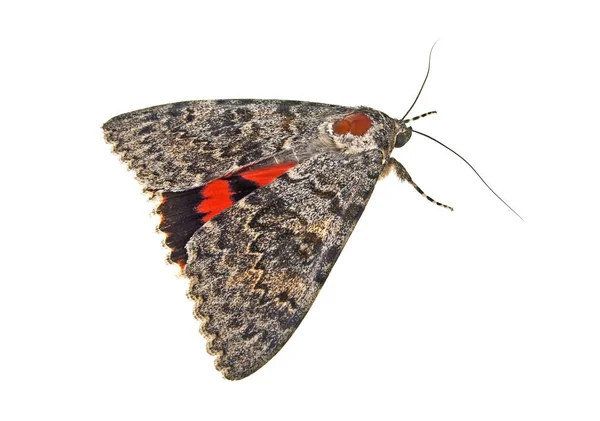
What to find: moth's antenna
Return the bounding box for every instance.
[412,129,524,221]
[400,40,438,122]
[403,111,437,123]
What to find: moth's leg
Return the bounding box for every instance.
[385,157,453,211]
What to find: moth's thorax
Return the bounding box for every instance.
[319,108,397,160]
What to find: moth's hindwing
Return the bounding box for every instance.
[103,99,398,379]
[157,162,298,268]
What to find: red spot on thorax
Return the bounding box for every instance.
[196,179,233,222]
[332,113,372,136]
[332,119,350,135]
[239,162,297,187]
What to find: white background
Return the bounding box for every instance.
[1,1,599,420]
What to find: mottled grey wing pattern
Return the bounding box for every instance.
[103,99,357,192]
[185,149,384,380]
[104,98,399,380]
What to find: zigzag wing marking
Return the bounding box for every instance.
[184,149,384,380]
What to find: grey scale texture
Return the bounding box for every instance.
[104,99,405,379]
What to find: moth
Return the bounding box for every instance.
[103,59,518,380]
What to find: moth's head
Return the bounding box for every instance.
[394,122,412,149]
[393,110,438,149]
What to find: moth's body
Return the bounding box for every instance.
[104,99,414,379]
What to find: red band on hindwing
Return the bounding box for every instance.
[237,162,297,187]
[157,161,297,268]
[197,179,233,222]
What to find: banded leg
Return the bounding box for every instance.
[386,157,453,211]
